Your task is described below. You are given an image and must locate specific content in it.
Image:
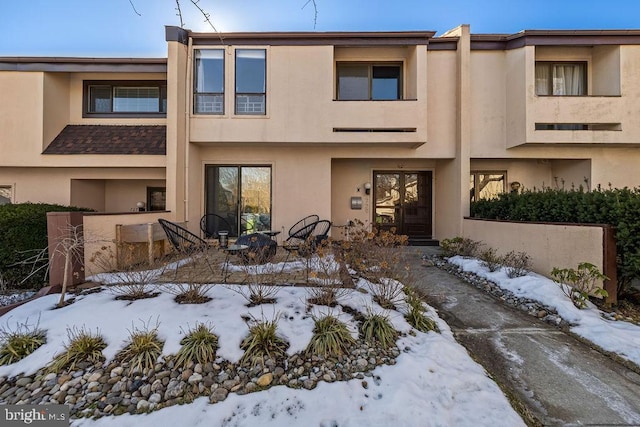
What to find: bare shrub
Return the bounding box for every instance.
[341,220,408,279]
[90,244,163,300]
[162,282,215,304]
[233,283,280,306]
[440,237,484,258]
[306,285,352,307]
[367,278,405,310]
[503,251,531,278]
[229,255,283,305]
[479,247,503,272]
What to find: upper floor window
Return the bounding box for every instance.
[535,62,586,96]
[84,81,167,117]
[0,185,12,205]
[194,49,225,114]
[337,63,402,100]
[235,49,266,115]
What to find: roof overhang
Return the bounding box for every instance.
[0,57,167,73]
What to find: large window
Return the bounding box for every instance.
[84,81,167,117]
[535,62,587,96]
[194,49,225,114]
[235,49,266,115]
[337,63,402,100]
[0,185,11,205]
[470,172,506,202]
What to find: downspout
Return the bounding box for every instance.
[184,37,193,224]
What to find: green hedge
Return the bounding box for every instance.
[0,203,89,289]
[470,186,640,297]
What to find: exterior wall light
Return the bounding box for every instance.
[364,182,371,195]
[510,181,521,193]
[136,201,146,211]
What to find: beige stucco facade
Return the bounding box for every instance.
[2,26,640,243]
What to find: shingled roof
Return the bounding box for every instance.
[43,125,166,155]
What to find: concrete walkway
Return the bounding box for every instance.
[408,247,640,426]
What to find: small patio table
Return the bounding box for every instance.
[259,230,281,241]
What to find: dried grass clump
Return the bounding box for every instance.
[116,322,164,372]
[174,323,218,368]
[49,327,106,373]
[306,314,355,358]
[360,310,398,349]
[239,318,289,367]
[0,318,46,366]
[403,286,439,333]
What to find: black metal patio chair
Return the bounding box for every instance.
[200,213,233,239]
[281,217,331,264]
[158,218,215,275]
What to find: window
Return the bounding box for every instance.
[194,49,225,114]
[337,63,402,100]
[84,81,167,117]
[146,187,166,211]
[0,186,11,205]
[535,123,621,131]
[235,49,266,115]
[535,62,587,96]
[470,172,506,202]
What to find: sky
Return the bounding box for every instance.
[1,0,640,57]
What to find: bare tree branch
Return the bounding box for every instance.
[128,0,142,16]
[189,0,220,33]
[175,0,185,28]
[302,0,318,29]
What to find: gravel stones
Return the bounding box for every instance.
[1,314,402,422]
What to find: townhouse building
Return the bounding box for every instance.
[2,25,640,243]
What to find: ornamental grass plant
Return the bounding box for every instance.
[306,314,355,358]
[174,323,219,367]
[49,327,106,373]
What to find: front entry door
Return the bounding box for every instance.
[374,171,432,237]
[205,165,272,237]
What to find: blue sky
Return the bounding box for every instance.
[2,0,640,57]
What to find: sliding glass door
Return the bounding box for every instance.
[205,165,271,237]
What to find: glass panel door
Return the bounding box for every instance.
[375,173,400,228]
[205,166,239,237]
[374,171,432,237]
[205,165,271,237]
[240,167,271,234]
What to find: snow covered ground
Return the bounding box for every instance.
[0,270,525,427]
[448,256,640,366]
